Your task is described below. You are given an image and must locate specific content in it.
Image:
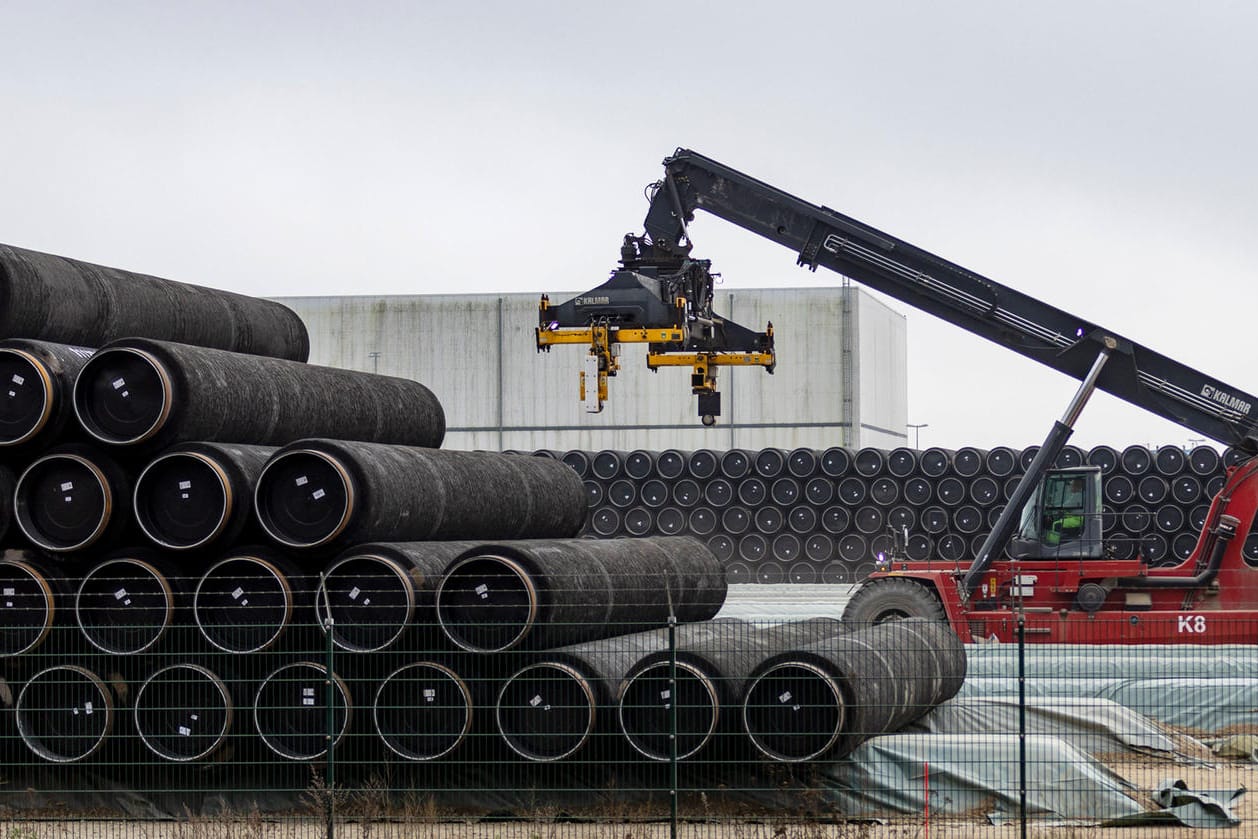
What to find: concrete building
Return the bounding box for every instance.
[275,286,907,453]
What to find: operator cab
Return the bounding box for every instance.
[1008,467,1103,560]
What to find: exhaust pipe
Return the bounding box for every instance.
[72,338,443,451]
[253,661,351,761]
[133,442,276,551]
[16,664,114,762]
[134,664,233,762]
[254,439,585,550]
[373,661,473,761]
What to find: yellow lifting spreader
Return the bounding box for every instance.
[536,235,775,425]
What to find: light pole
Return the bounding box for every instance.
[367,351,382,374]
[907,423,928,449]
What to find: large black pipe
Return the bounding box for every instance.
[787,505,817,534]
[754,448,787,479]
[655,449,686,480]
[754,505,785,534]
[0,554,71,656]
[435,536,727,653]
[1154,446,1186,476]
[902,476,933,506]
[820,506,849,535]
[671,478,701,508]
[742,618,966,762]
[952,447,985,478]
[819,446,851,478]
[0,339,95,453]
[1120,444,1153,476]
[918,447,955,478]
[624,450,657,480]
[591,450,626,481]
[853,447,887,478]
[374,661,474,761]
[254,439,585,551]
[656,507,686,535]
[0,243,310,361]
[886,447,917,479]
[133,442,276,551]
[72,337,444,451]
[75,554,183,655]
[194,550,312,654]
[16,664,115,763]
[737,477,767,506]
[589,508,620,537]
[804,476,834,506]
[253,661,351,761]
[1188,445,1221,477]
[787,447,819,479]
[1087,445,1120,475]
[740,535,768,564]
[983,446,1019,478]
[314,541,472,652]
[805,534,834,562]
[14,444,131,553]
[134,663,234,762]
[685,449,718,480]
[618,618,851,762]
[719,449,753,480]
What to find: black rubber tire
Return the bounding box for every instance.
[842,578,946,629]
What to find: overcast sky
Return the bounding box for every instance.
[2,1,1255,451]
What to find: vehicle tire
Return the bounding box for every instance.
[841,578,946,629]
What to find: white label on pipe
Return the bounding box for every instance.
[191,714,199,721]
[303,697,315,706]
[660,689,671,701]
[475,584,489,599]
[240,598,249,606]
[348,587,361,601]
[179,726,191,736]
[231,588,244,600]
[423,689,436,702]
[85,702,94,715]
[303,687,315,696]
[179,480,192,490]
[60,482,74,491]
[302,686,316,706]
[778,691,792,704]
[295,475,308,487]
[4,602,10,608]
[115,588,128,600]
[530,695,543,707]
[312,488,325,500]
[10,373,23,384]
[112,378,125,389]
[3,588,14,596]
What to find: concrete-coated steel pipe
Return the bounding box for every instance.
[134,663,233,762]
[73,337,444,451]
[14,444,131,553]
[16,664,115,763]
[75,555,181,655]
[253,661,351,761]
[194,550,311,654]
[374,661,473,761]
[133,442,276,551]
[254,439,585,551]
[0,339,95,453]
[435,536,726,653]
[0,243,310,361]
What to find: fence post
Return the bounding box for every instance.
[1017,614,1027,839]
[321,572,336,839]
[669,610,678,839]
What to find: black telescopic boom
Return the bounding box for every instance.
[0,243,310,361]
[647,148,1258,448]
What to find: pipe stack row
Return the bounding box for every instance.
[1,534,727,765]
[538,443,1250,584]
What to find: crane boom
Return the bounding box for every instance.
[644,148,1258,448]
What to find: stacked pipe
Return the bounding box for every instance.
[562,442,1238,583]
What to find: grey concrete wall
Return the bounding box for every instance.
[275,286,907,452]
